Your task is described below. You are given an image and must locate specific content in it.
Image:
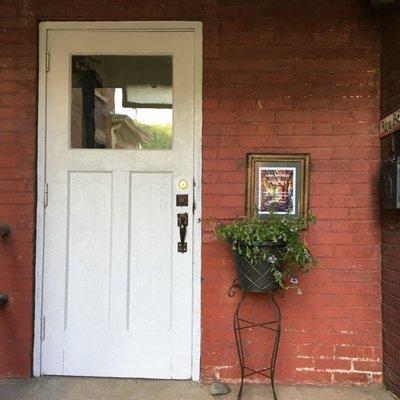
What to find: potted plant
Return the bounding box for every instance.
[216,211,317,294]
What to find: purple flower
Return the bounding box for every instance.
[268,255,277,264]
[290,277,299,285]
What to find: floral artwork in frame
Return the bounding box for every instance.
[246,154,310,219]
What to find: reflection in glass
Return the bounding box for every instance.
[70,55,173,149]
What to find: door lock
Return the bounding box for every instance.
[176,194,188,207]
[177,213,188,253]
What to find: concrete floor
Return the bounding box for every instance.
[0,378,395,400]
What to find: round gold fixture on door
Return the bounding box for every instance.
[177,179,189,190]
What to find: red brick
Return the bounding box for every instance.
[381,10,400,397]
[315,359,352,371]
[334,372,373,384]
[0,0,383,384]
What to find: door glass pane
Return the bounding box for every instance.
[70,55,173,149]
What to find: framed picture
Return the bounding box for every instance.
[246,154,310,219]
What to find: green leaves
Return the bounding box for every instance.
[215,211,317,292]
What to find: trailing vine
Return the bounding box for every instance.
[215,211,317,292]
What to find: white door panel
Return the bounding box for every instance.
[42,29,195,378]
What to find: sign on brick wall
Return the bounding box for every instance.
[380,108,400,136]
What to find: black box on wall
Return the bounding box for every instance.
[382,154,400,209]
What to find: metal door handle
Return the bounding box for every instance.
[0,223,10,306]
[177,213,188,253]
[0,293,8,307]
[0,224,11,237]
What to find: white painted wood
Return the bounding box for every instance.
[191,24,203,382]
[37,20,202,31]
[35,21,203,380]
[128,173,173,331]
[34,20,203,380]
[66,172,112,331]
[33,23,48,377]
[37,24,201,379]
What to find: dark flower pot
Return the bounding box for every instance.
[233,242,283,293]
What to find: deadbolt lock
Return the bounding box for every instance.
[176,194,189,207]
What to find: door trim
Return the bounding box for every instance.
[34,21,203,380]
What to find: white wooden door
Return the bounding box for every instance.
[41,28,196,378]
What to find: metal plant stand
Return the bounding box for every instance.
[229,281,281,400]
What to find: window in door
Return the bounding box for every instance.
[70,55,173,150]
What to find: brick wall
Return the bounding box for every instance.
[381,5,400,398]
[0,0,382,383]
[0,0,37,377]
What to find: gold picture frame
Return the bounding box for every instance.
[246,153,310,219]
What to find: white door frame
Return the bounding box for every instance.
[34,21,202,380]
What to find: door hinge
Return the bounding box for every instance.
[40,316,46,341]
[44,182,48,207]
[46,52,50,73]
